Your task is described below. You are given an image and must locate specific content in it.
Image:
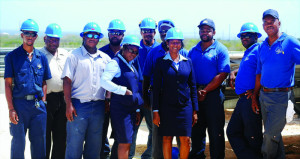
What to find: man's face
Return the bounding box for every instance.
[140,29,156,45]
[108,29,124,46]
[83,32,100,48]
[263,15,280,37]
[240,33,257,49]
[44,36,60,54]
[123,45,139,62]
[199,25,215,42]
[21,31,38,46]
[159,25,172,42]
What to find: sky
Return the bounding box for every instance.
[0,0,299,40]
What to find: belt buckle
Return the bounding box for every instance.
[26,95,35,100]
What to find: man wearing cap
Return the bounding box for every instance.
[252,9,300,158]
[99,19,126,159]
[189,18,230,159]
[130,17,160,159]
[143,19,188,159]
[4,19,52,158]
[39,23,69,159]
[226,22,263,159]
[62,22,111,159]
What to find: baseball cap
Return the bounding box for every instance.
[198,18,215,30]
[262,9,279,19]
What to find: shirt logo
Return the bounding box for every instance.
[244,57,249,61]
[207,53,213,58]
[37,64,42,69]
[275,47,284,55]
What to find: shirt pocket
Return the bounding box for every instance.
[34,68,44,86]
[16,69,28,84]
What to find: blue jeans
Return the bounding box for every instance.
[226,96,263,159]
[129,107,152,159]
[259,90,290,159]
[65,99,105,159]
[10,99,47,159]
[100,111,111,158]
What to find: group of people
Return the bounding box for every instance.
[4,8,300,159]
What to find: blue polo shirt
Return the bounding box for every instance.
[257,33,300,88]
[99,44,116,59]
[143,44,189,85]
[235,43,259,95]
[4,45,52,98]
[138,39,160,72]
[188,40,230,85]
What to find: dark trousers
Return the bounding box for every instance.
[46,92,67,159]
[226,96,263,159]
[190,88,225,159]
[100,111,111,158]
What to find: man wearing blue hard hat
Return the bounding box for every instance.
[40,23,69,159]
[189,18,230,159]
[130,17,160,159]
[143,19,189,159]
[62,22,111,159]
[4,19,52,158]
[99,19,126,159]
[251,9,300,158]
[226,22,263,159]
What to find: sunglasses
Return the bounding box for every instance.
[85,33,100,39]
[127,48,139,55]
[108,31,124,36]
[141,29,155,34]
[23,32,37,37]
[159,29,169,34]
[240,34,255,39]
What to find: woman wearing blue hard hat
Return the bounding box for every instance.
[100,35,143,159]
[152,28,198,159]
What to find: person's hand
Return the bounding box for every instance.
[136,112,141,126]
[125,89,133,95]
[9,109,19,124]
[229,71,236,89]
[105,98,110,113]
[245,90,253,99]
[251,95,260,114]
[153,112,160,127]
[66,103,77,121]
[198,90,207,101]
[192,111,198,127]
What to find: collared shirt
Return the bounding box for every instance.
[235,43,259,95]
[143,43,189,85]
[4,45,52,98]
[163,53,188,70]
[99,44,117,59]
[40,47,69,94]
[188,40,230,85]
[138,39,160,71]
[100,53,136,95]
[257,32,300,88]
[61,46,111,103]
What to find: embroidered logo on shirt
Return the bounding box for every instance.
[207,53,213,58]
[275,47,284,55]
[244,57,249,61]
[37,64,42,69]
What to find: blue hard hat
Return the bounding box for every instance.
[45,23,62,38]
[20,19,39,32]
[165,28,184,40]
[80,22,104,39]
[158,19,175,32]
[139,18,157,29]
[237,22,262,38]
[108,19,126,31]
[121,35,142,48]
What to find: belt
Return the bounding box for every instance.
[238,93,247,98]
[14,95,36,100]
[262,87,293,92]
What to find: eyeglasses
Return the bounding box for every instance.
[23,32,37,37]
[240,33,255,39]
[85,33,100,39]
[159,30,169,34]
[141,29,155,34]
[108,31,124,36]
[199,29,213,33]
[127,48,139,55]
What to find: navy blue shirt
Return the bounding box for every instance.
[257,33,300,88]
[188,40,230,85]
[99,44,116,59]
[235,43,259,95]
[143,44,189,85]
[4,45,52,98]
[138,39,160,72]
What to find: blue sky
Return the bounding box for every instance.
[0,0,299,40]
